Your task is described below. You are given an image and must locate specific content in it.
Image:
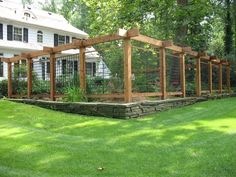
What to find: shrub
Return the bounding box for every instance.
[0,80,8,97]
[63,87,87,102]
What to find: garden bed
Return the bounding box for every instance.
[9,93,236,119]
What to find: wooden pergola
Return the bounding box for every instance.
[0,28,231,103]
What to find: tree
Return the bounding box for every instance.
[224,0,233,55]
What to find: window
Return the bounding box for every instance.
[24,12,31,18]
[37,30,43,43]
[0,53,3,77]
[13,27,23,41]
[58,35,65,45]
[54,34,70,46]
[86,62,96,76]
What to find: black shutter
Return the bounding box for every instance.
[23,28,28,43]
[54,34,58,46]
[0,24,3,39]
[66,36,70,43]
[93,62,96,76]
[7,25,13,41]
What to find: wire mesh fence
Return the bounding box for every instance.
[12,61,27,96]
[222,65,227,91]
[166,52,181,93]
[185,56,196,96]
[32,57,50,97]
[212,64,219,92]
[201,61,209,92]
[85,42,124,95]
[55,54,80,94]
[131,43,160,94]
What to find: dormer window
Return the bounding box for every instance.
[24,12,31,18]
[37,30,43,43]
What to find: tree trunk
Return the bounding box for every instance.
[224,0,233,55]
[175,0,188,45]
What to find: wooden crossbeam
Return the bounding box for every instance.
[132,34,173,48]
[118,28,140,37]
[9,55,26,63]
[0,57,9,62]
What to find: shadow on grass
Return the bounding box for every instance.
[0,98,236,177]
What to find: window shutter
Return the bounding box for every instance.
[66,36,70,43]
[7,25,13,41]
[54,34,58,46]
[0,24,3,39]
[23,28,28,43]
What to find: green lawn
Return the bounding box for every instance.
[0,98,236,177]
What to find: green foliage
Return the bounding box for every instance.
[86,76,123,94]
[0,80,8,97]
[63,87,87,102]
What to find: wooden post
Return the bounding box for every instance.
[226,64,231,92]
[79,47,86,91]
[7,62,12,98]
[124,38,132,103]
[50,53,56,101]
[27,58,33,98]
[160,47,167,100]
[179,53,186,97]
[218,63,222,94]
[196,57,201,97]
[208,60,213,94]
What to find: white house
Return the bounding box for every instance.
[0,0,110,81]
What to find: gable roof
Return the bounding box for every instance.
[0,0,88,39]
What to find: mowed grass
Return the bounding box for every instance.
[0,98,236,177]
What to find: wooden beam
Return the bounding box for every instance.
[43,47,53,53]
[132,34,173,48]
[179,53,186,97]
[182,47,192,53]
[132,92,162,97]
[83,34,122,47]
[226,64,231,92]
[27,58,33,98]
[166,45,183,53]
[0,57,9,63]
[185,50,198,57]
[87,93,124,99]
[27,51,50,58]
[9,55,25,63]
[83,29,139,47]
[7,62,12,97]
[53,43,78,53]
[209,60,213,94]
[196,57,201,96]
[79,47,86,90]
[50,53,56,101]
[118,28,140,37]
[218,63,223,94]
[124,38,132,103]
[160,47,167,100]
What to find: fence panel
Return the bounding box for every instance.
[131,43,160,96]
[185,56,196,96]
[86,43,124,96]
[32,58,50,98]
[55,54,80,95]
[12,61,27,97]
[166,52,181,94]
[201,61,209,93]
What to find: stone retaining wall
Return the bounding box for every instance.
[9,93,236,119]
